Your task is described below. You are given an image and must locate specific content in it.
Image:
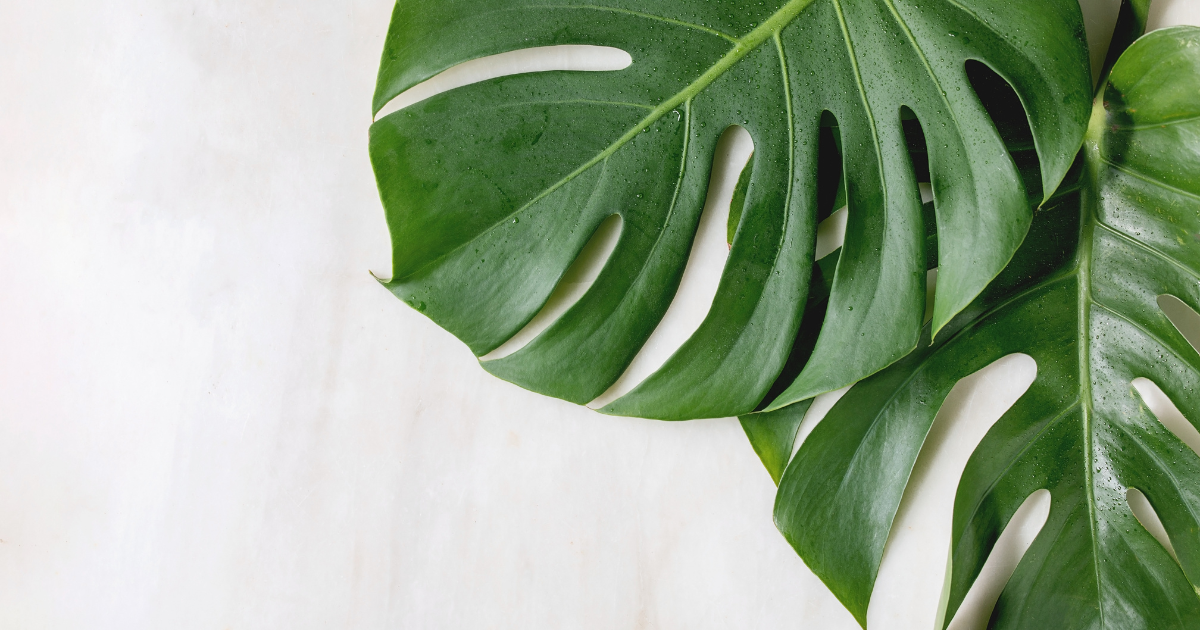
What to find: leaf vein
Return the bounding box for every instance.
[1114,113,1200,131]
[1091,302,1200,371]
[533,4,739,42]
[1099,157,1200,203]
[1093,221,1200,286]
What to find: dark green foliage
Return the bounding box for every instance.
[370,0,1091,419]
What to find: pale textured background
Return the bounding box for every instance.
[2,1,1199,628]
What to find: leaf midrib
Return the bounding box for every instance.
[1099,157,1200,203]
[983,128,1196,623]
[1076,101,1200,614]
[1094,221,1200,286]
[534,4,739,42]
[1113,113,1200,131]
[1077,156,1106,627]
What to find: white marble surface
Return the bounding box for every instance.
[2,1,1198,628]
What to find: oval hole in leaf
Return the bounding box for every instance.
[964,60,1043,200]
[588,126,753,409]
[945,489,1051,630]
[900,105,931,186]
[481,214,623,362]
[814,208,847,262]
[743,118,851,413]
[729,116,850,256]
[726,152,753,248]
[1126,488,1180,563]
[374,45,633,119]
[898,110,941,326]
[812,112,850,259]
[815,113,847,222]
[1157,294,1200,354]
[869,353,1037,626]
[739,115,854,415]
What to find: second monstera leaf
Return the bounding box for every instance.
[370,0,1092,420]
[772,26,1200,629]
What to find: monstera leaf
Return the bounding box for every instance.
[369,0,1092,420]
[772,25,1200,628]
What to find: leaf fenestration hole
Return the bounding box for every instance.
[814,208,847,261]
[900,105,931,186]
[964,60,1043,199]
[587,126,753,408]
[480,214,623,362]
[1131,377,1200,462]
[899,108,941,325]
[1157,294,1200,355]
[946,489,1051,630]
[748,116,847,412]
[868,353,1036,626]
[809,112,849,259]
[816,113,846,221]
[374,45,633,119]
[1126,487,1180,563]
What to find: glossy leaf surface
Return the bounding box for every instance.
[773,27,1200,628]
[370,0,1091,419]
[739,249,842,485]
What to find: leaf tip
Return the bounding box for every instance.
[929,298,957,344]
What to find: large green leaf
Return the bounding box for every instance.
[369,0,1092,420]
[773,25,1200,628]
